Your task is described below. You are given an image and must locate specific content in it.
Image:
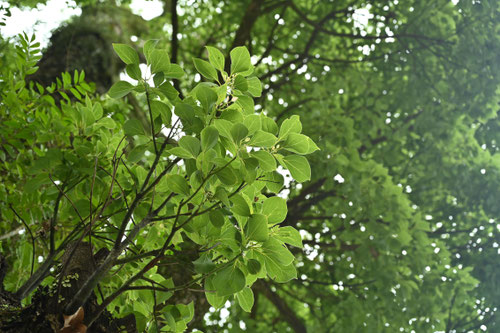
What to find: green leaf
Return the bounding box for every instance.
[254,240,296,282]
[59,91,70,102]
[262,238,294,266]
[128,145,146,163]
[164,64,185,79]
[62,72,71,89]
[201,126,219,151]
[126,63,142,80]
[153,72,164,86]
[199,152,216,175]
[235,94,255,115]
[143,39,159,61]
[213,264,246,296]
[79,70,85,82]
[246,77,262,97]
[282,155,311,182]
[251,151,276,172]
[92,103,103,119]
[283,133,319,155]
[262,196,287,224]
[231,194,251,216]
[215,187,231,207]
[97,117,116,129]
[193,255,215,274]
[123,119,144,136]
[264,171,284,193]
[242,158,258,184]
[223,109,245,123]
[245,214,269,242]
[243,115,261,135]
[25,173,49,193]
[168,147,193,159]
[150,49,170,74]
[274,263,297,283]
[197,150,216,176]
[233,75,248,92]
[216,165,238,186]
[167,174,190,196]
[108,81,134,99]
[157,82,179,101]
[179,136,201,158]
[205,276,227,309]
[193,58,219,82]
[164,311,176,331]
[246,259,262,275]
[214,119,234,139]
[82,107,95,127]
[279,115,302,139]
[69,87,81,100]
[236,287,254,312]
[248,130,278,148]
[26,67,38,75]
[209,209,225,228]
[113,43,140,64]
[230,46,252,75]
[196,85,218,110]
[261,116,279,135]
[150,100,172,126]
[275,226,303,248]
[206,46,225,72]
[231,123,248,144]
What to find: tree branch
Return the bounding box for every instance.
[275,98,313,121]
[288,1,450,44]
[259,5,337,81]
[255,280,307,333]
[230,0,266,50]
[170,0,183,97]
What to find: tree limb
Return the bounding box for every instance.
[230,0,266,50]
[255,280,307,333]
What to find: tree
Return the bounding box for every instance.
[1,0,499,332]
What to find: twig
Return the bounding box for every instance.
[50,189,64,254]
[88,156,98,254]
[0,226,24,241]
[49,174,85,225]
[145,88,158,155]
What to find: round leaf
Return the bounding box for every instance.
[179,136,201,158]
[246,259,262,275]
[262,196,287,224]
[213,265,246,296]
[281,155,311,182]
[245,214,269,242]
[209,209,225,228]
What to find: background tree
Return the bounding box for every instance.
[1,0,500,332]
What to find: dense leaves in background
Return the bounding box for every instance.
[1,0,500,332]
